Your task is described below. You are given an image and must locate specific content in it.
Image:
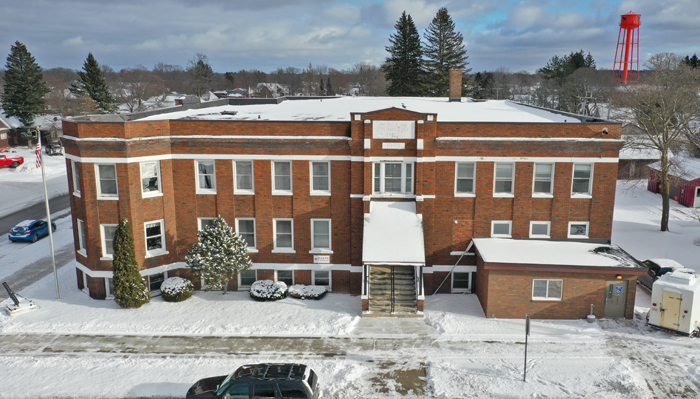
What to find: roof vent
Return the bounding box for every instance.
[221,111,238,116]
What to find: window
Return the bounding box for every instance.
[198,217,216,231]
[568,221,589,239]
[71,160,81,196]
[311,219,331,252]
[533,163,554,195]
[106,277,114,298]
[140,161,161,197]
[225,383,250,399]
[96,164,118,198]
[100,224,117,258]
[452,272,471,291]
[272,161,292,194]
[239,270,257,288]
[313,270,331,287]
[77,219,87,255]
[494,163,514,195]
[253,383,276,399]
[491,221,512,237]
[236,218,256,249]
[276,270,294,286]
[532,279,563,300]
[455,162,475,195]
[145,220,165,255]
[148,272,165,293]
[196,160,216,193]
[530,221,551,238]
[572,164,593,195]
[373,162,414,195]
[273,219,294,252]
[310,161,330,194]
[278,381,308,399]
[234,161,254,194]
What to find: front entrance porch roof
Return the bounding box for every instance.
[362,201,425,266]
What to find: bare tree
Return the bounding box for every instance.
[116,66,163,112]
[611,53,700,231]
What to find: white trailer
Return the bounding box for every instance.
[648,268,700,336]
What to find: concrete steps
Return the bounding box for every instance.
[369,266,418,315]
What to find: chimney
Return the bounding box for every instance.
[449,70,462,102]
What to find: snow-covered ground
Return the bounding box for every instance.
[1,169,700,397]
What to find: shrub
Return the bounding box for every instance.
[288,284,327,300]
[160,277,194,302]
[250,280,287,301]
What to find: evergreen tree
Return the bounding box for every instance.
[326,77,333,96]
[186,216,252,294]
[383,12,425,96]
[319,78,324,95]
[423,7,471,96]
[112,219,150,308]
[683,54,699,69]
[69,53,117,114]
[1,41,50,127]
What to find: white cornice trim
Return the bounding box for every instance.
[61,134,351,142]
[437,137,624,143]
[435,156,619,163]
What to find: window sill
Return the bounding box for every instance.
[272,191,293,196]
[529,235,551,239]
[571,194,592,199]
[532,298,562,301]
[145,250,169,258]
[247,248,259,254]
[309,249,334,254]
[234,191,255,195]
[491,235,512,238]
[492,193,514,198]
[310,192,332,196]
[142,192,163,198]
[454,193,476,198]
[73,191,81,198]
[371,194,415,199]
[272,249,296,254]
[97,196,119,201]
[450,251,475,256]
[77,249,87,258]
[532,194,553,198]
[100,256,113,261]
[568,236,589,239]
[452,289,471,293]
[196,191,217,195]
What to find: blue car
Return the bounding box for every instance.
[9,219,57,243]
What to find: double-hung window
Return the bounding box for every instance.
[273,219,294,252]
[568,221,589,239]
[71,160,81,196]
[272,161,292,194]
[491,221,512,238]
[140,161,162,197]
[310,161,330,195]
[276,270,294,286]
[234,161,254,194]
[77,219,87,256]
[373,162,413,195]
[572,164,593,196]
[532,279,563,300]
[239,270,257,288]
[533,163,554,196]
[310,219,332,253]
[96,164,118,198]
[236,218,257,251]
[100,224,117,258]
[313,270,331,287]
[455,162,475,195]
[196,160,216,194]
[145,220,165,255]
[494,163,514,195]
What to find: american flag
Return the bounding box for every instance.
[35,141,41,169]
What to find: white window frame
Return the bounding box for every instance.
[71,160,81,197]
[272,218,295,253]
[81,271,89,295]
[493,163,515,196]
[148,271,167,294]
[571,163,593,197]
[144,219,167,257]
[276,270,294,286]
[238,269,257,290]
[532,279,563,301]
[100,224,117,259]
[77,219,87,257]
[312,270,331,289]
[235,218,258,253]
[272,161,293,195]
[372,162,414,196]
[106,277,114,299]
[310,219,332,254]
[233,160,255,195]
[96,164,118,199]
[452,272,471,292]
[310,161,331,196]
[196,160,217,194]
[197,217,216,231]
[491,220,512,238]
[568,221,590,239]
[529,221,551,239]
[532,163,554,197]
[454,162,476,196]
[140,161,162,197]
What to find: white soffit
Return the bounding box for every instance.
[362,201,425,266]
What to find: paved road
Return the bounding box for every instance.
[0,193,70,234]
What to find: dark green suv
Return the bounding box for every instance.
[186,363,320,399]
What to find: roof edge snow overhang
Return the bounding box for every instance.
[482,262,647,275]
[362,201,425,266]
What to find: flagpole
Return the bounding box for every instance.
[36,128,60,299]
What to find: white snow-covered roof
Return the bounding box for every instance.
[138,97,584,123]
[656,268,699,290]
[648,158,700,180]
[472,238,645,269]
[648,258,685,269]
[619,146,661,160]
[362,201,425,266]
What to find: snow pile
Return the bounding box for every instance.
[288,284,327,300]
[249,280,287,301]
[160,277,194,302]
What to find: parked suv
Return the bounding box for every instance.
[637,258,684,291]
[186,363,320,399]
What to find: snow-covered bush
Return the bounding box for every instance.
[250,280,287,301]
[160,277,194,302]
[288,284,327,300]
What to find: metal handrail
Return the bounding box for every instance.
[390,266,395,313]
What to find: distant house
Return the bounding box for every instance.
[255,83,289,98]
[648,158,700,207]
[226,88,248,98]
[618,124,661,180]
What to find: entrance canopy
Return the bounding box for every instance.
[362,201,425,266]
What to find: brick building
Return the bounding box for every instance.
[62,81,646,319]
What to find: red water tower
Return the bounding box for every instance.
[613,11,641,84]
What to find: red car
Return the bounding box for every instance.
[0,152,24,168]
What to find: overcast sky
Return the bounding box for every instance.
[3,0,700,74]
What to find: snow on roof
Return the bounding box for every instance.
[619,146,661,160]
[362,201,425,266]
[138,97,584,123]
[656,268,699,290]
[472,238,645,269]
[648,158,700,180]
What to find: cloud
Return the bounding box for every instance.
[62,36,83,47]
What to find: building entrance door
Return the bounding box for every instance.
[368,266,417,314]
[604,280,627,318]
